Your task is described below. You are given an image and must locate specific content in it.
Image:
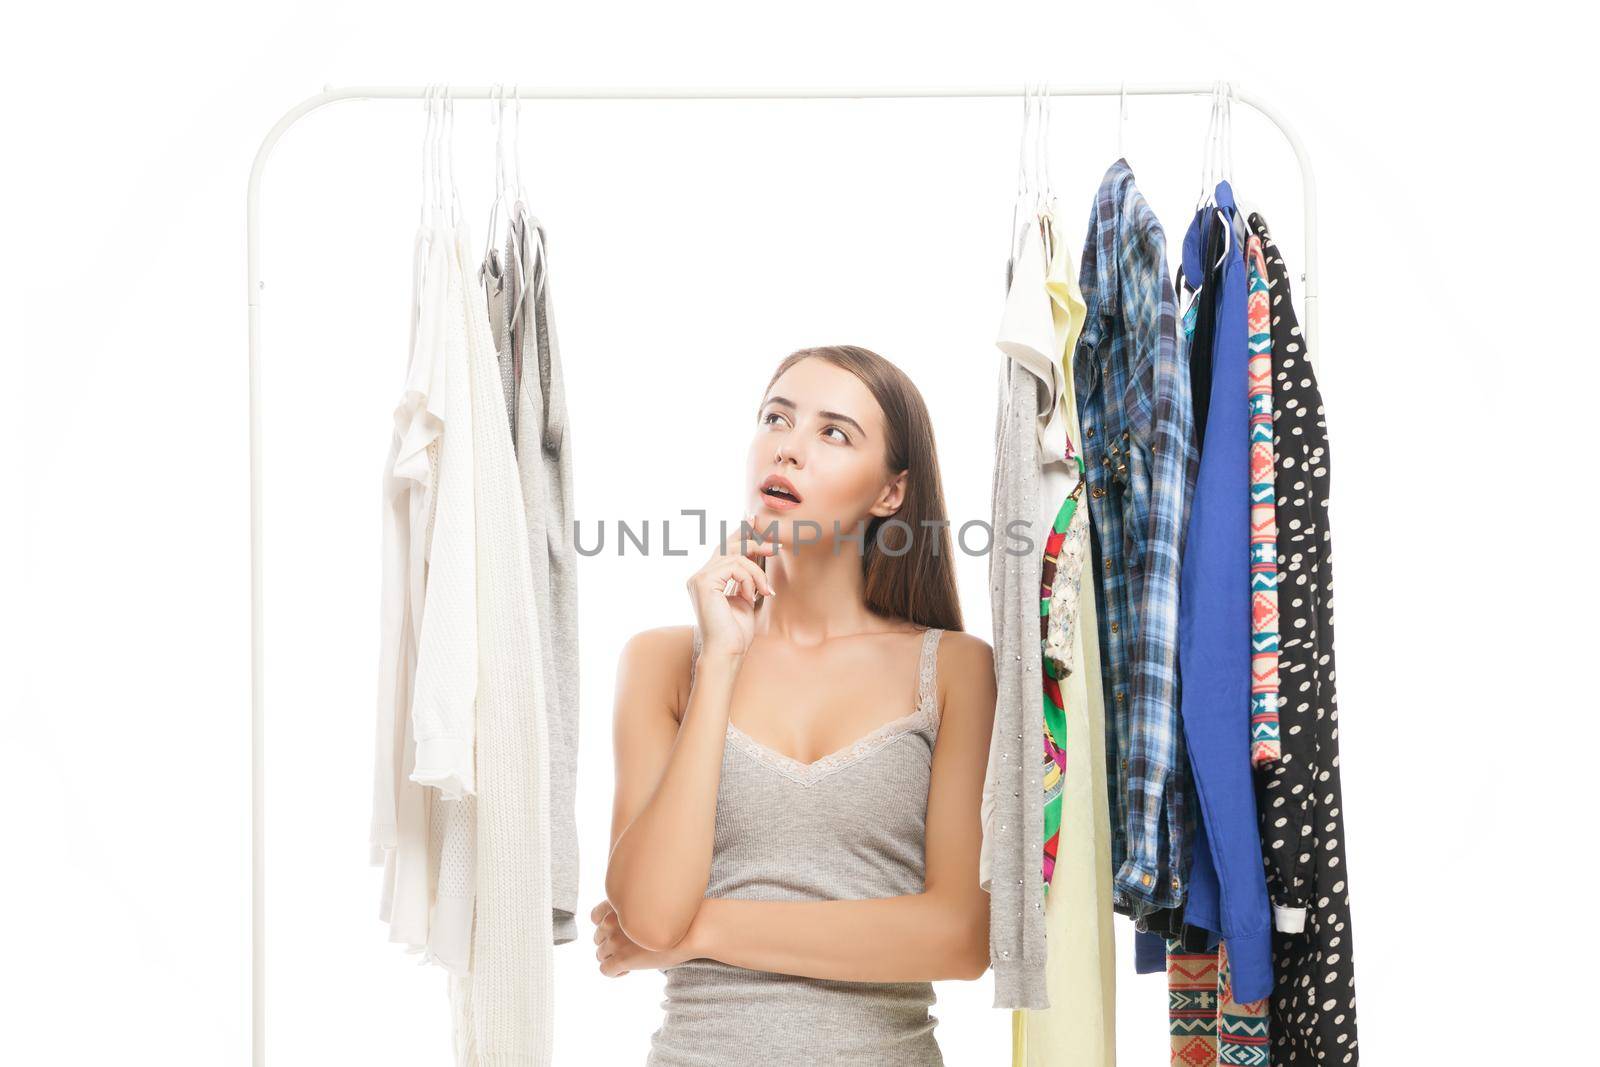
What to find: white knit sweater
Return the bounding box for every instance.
[447,221,556,1066]
[416,219,482,973]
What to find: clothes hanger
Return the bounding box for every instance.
[1177,82,1233,315]
[1007,79,1036,280]
[1219,81,1264,229]
[419,84,435,226]
[1034,80,1051,217]
[1210,81,1236,264]
[1215,81,1251,248]
[1037,79,1058,260]
[427,83,444,227]
[483,83,510,265]
[442,85,463,230]
[512,83,528,207]
[1027,80,1052,262]
[507,82,534,332]
[440,85,455,228]
[1194,80,1221,213]
[1118,81,1130,166]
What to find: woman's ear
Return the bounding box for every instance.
[868,469,910,518]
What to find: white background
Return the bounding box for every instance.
[4,2,1593,1063]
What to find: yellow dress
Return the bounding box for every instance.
[1013,208,1117,1067]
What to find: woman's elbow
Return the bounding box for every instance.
[951,929,991,981]
[605,879,690,952]
[623,912,690,954]
[610,899,688,951]
[938,894,992,981]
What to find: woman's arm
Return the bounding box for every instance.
[603,521,773,951]
[676,631,997,983]
[602,626,739,951]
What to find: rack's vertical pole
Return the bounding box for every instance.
[247,141,268,1067]
[248,87,341,1067]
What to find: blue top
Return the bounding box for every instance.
[1173,180,1274,1004]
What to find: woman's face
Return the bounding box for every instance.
[747,358,906,549]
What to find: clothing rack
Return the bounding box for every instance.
[245,81,1318,1066]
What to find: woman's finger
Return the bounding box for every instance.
[712,569,756,606]
[704,556,770,603]
[733,555,774,599]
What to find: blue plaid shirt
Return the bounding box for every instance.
[1073,160,1198,913]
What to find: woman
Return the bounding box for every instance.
[593,344,997,1065]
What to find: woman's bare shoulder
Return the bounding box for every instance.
[935,629,994,672]
[619,623,695,661]
[616,624,698,723]
[933,630,996,706]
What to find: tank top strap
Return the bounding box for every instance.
[689,625,702,687]
[917,627,944,723]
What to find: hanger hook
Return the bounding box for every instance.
[1224,80,1236,185]
[1015,79,1031,204]
[432,83,446,221]
[498,89,507,201]
[1036,79,1047,213]
[419,84,433,224]
[1118,81,1128,162]
[484,85,504,259]
[445,85,461,227]
[512,83,525,201]
[1198,79,1224,208]
[1039,79,1053,210]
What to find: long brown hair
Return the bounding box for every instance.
[760,345,964,632]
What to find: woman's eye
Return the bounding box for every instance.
[822,426,850,444]
[761,411,786,428]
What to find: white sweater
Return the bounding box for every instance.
[447,221,556,1066]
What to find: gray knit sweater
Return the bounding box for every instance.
[508,203,582,945]
[986,351,1050,1009]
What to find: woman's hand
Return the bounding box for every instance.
[592,898,699,976]
[686,513,776,659]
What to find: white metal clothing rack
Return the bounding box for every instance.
[245,81,1317,1065]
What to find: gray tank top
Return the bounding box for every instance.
[646,625,947,1066]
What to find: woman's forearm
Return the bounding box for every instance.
[605,649,741,950]
[682,889,989,983]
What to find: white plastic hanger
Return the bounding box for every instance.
[1223,80,1265,229]
[446,86,461,227]
[1035,79,1054,221]
[512,83,528,206]
[1007,80,1035,275]
[1195,80,1222,212]
[1037,79,1058,258]
[427,83,444,226]
[483,83,512,263]
[419,84,436,225]
[1116,81,1129,166]
[506,83,534,332]
[1176,82,1234,314]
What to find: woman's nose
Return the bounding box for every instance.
[774,435,803,468]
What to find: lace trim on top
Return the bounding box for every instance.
[692,626,945,787]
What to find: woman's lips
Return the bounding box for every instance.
[752,476,796,511]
